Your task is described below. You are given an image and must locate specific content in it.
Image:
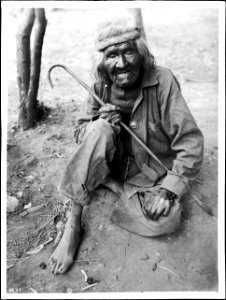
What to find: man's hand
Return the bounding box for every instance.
[99,104,121,124]
[139,188,177,221]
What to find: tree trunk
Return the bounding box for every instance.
[127,8,146,39]
[17,8,47,130]
[26,9,47,128]
[17,9,35,129]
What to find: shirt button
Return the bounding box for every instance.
[130,121,138,129]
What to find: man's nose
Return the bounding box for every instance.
[116,55,127,68]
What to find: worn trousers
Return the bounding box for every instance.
[59,119,120,205]
[59,119,182,236]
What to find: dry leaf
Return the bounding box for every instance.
[24,203,32,209]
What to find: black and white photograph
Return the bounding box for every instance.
[1,1,225,299]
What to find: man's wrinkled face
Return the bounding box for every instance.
[103,40,141,88]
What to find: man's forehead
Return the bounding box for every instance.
[104,40,137,52]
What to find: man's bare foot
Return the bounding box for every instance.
[49,201,82,275]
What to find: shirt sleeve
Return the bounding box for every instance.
[74,83,102,143]
[159,70,204,199]
[77,83,102,125]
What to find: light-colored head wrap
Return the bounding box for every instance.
[95,17,141,51]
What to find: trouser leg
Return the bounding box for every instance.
[59,119,118,206]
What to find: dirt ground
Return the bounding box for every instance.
[4,6,222,297]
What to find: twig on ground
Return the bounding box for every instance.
[26,237,53,255]
[36,228,44,246]
[27,204,46,214]
[81,283,98,292]
[7,264,16,270]
[81,269,88,282]
[185,78,216,83]
[7,256,29,261]
[111,282,120,288]
[7,225,25,232]
[39,214,53,217]
[158,265,180,277]
[37,153,63,159]
[7,259,19,270]
[74,259,101,263]
[30,216,54,236]
[7,144,17,150]
[193,178,204,185]
[37,155,54,159]
[29,287,38,293]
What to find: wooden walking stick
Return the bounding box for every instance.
[48,64,213,216]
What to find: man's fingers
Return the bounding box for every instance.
[107,113,121,123]
[99,104,117,113]
[100,112,112,119]
[100,111,121,124]
[150,197,162,215]
[140,190,174,220]
[148,197,163,219]
[153,200,172,219]
[153,198,167,220]
[162,200,171,216]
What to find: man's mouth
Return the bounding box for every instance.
[116,70,130,74]
[115,69,133,79]
[111,65,140,86]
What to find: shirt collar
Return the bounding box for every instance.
[141,67,158,88]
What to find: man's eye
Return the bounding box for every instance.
[125,50,133,55]
[108,53,117,59]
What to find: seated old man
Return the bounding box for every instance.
[49,17,204,275]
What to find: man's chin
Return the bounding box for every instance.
[115,82,131,88]
[114,79,135,88]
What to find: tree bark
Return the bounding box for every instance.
[127,8,146,39]
[26,9,47,128]
[17,8,47,130]
[17,9,35,129]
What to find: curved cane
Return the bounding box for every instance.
[48,64,168,172]
[48,64,213,217]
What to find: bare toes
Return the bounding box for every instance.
[49,258,53,267]
[53,262,62,275]
[58,266,65,274]
[49,255,55,264]
[50,259,57,273]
